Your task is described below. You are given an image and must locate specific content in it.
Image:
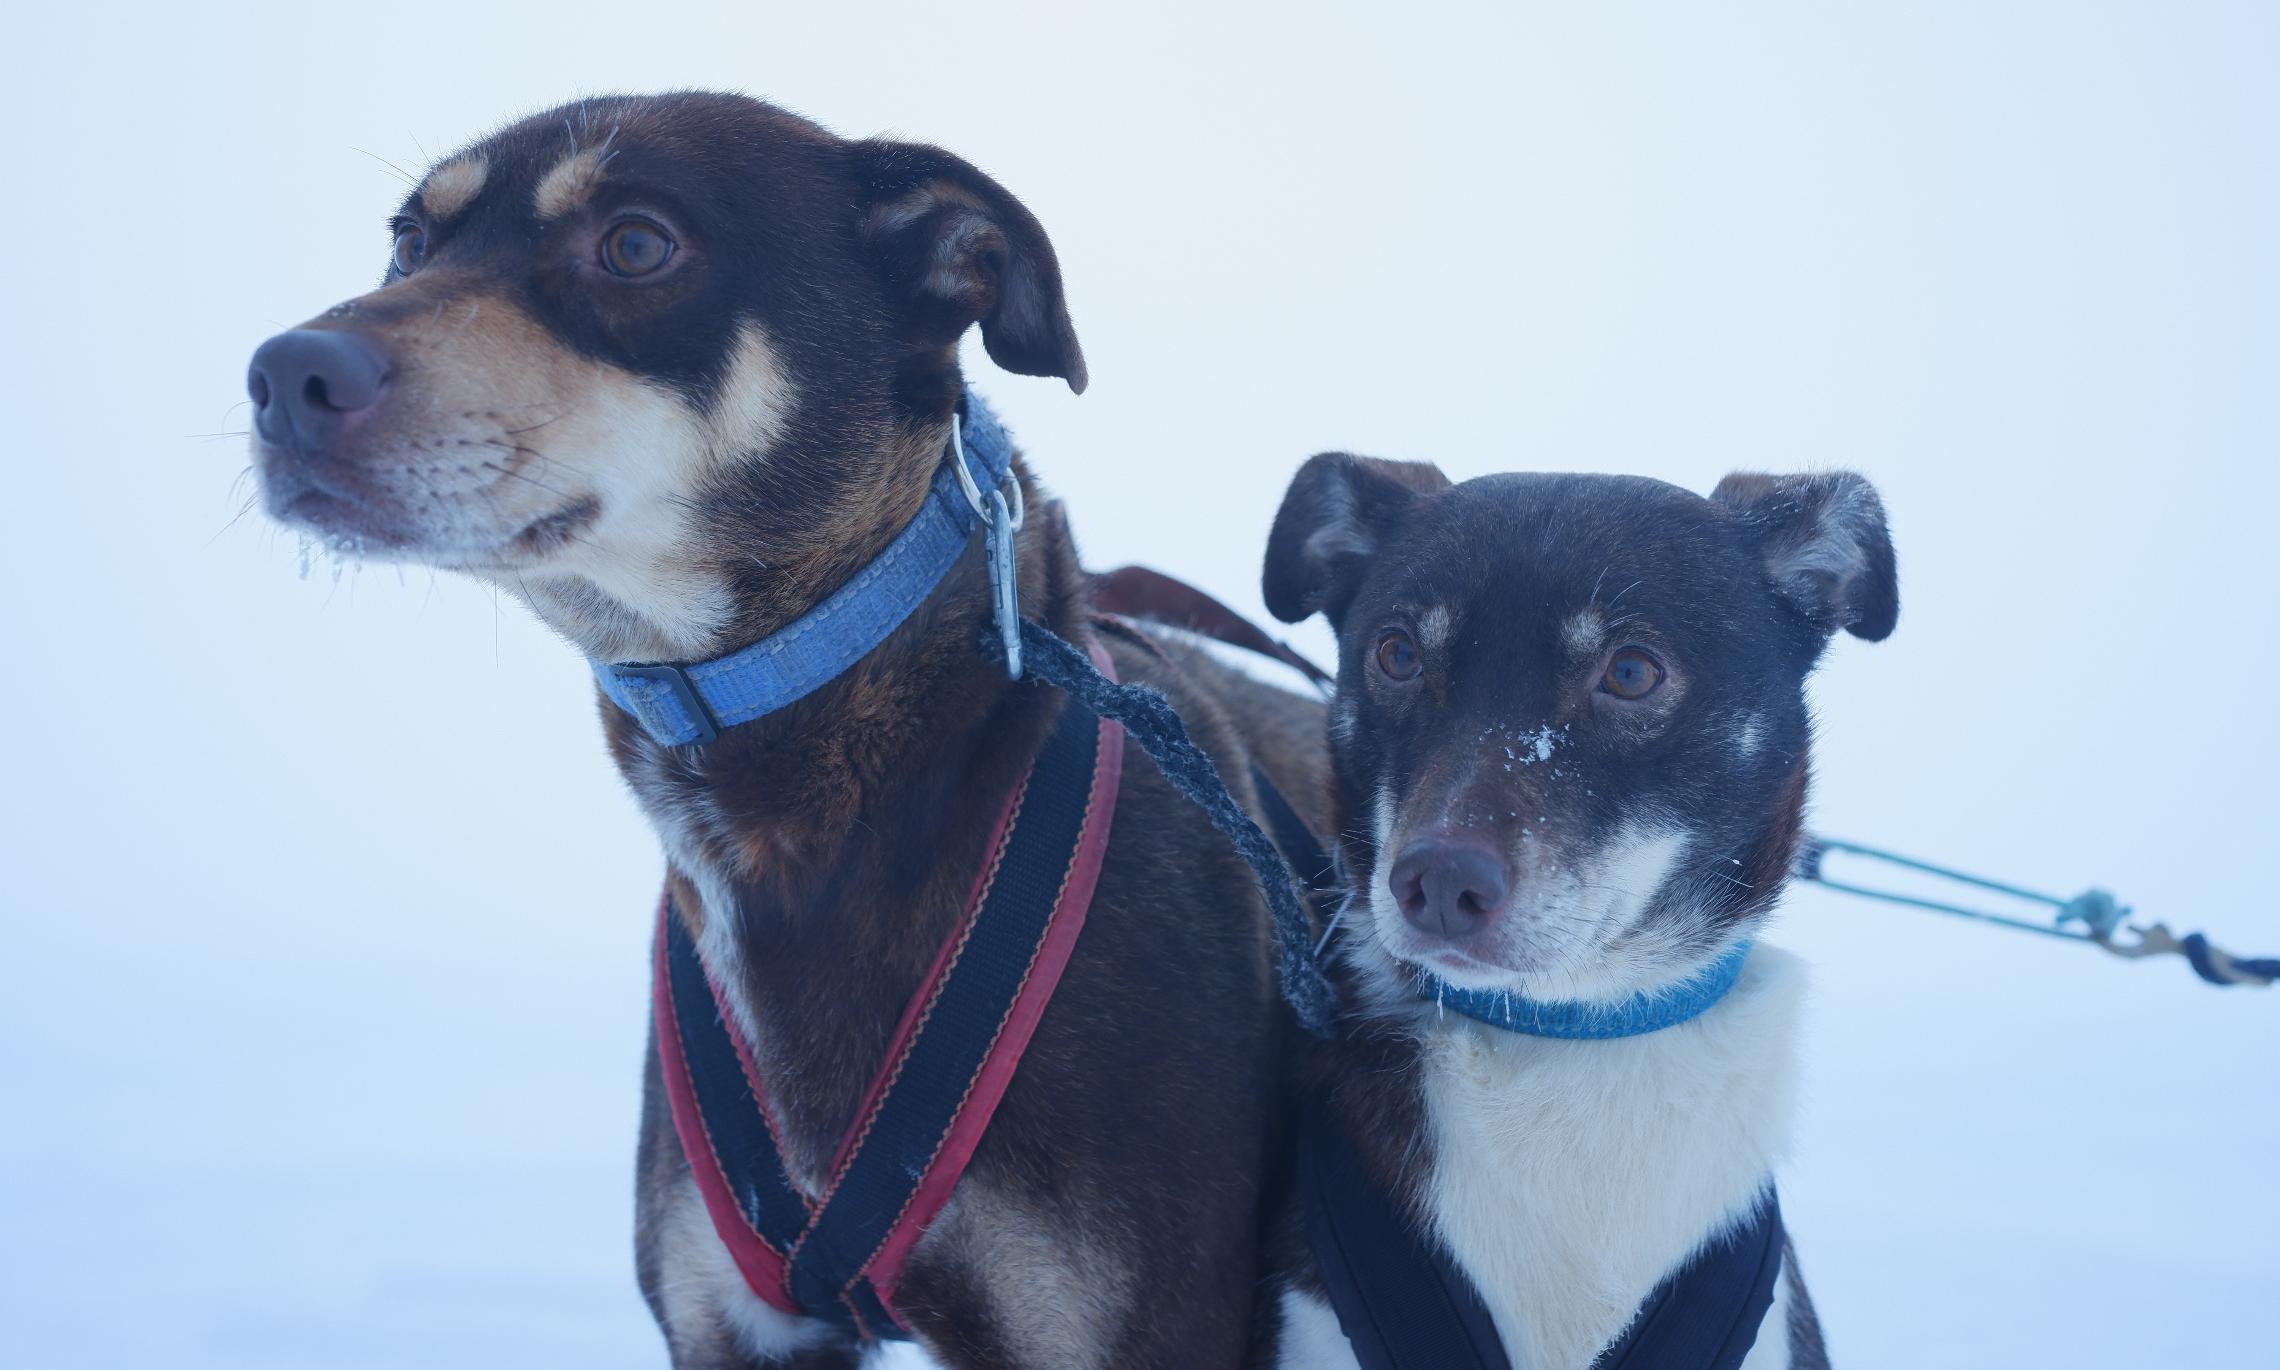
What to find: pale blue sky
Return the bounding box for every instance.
[2,4,2273,1366]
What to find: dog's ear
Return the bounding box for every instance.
[851,140,1087,393]
[1712,470,1898,642]
[1264,453,1452,626]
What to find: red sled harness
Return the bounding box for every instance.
[653,650,1123,1340]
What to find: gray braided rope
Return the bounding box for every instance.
[1018,620,1338,1037]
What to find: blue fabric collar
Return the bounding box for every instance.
[591,393,1015,746]
[1425,941,1752,1039]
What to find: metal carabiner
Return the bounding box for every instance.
[949,411,989,517]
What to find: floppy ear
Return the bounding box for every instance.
[852,140,1087,393]
[1263,452,1452,627]
[1712,470,1899,641]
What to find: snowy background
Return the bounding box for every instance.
[3,3,2274,1366]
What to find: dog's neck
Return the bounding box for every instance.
[540,400,1083,1125]
[493,390,1067,790]
[587,425,1075,819]
[1414,944,1804,1370]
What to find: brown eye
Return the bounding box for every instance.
[1600,647,1666,700]
[601,219,675,277]
[391,225,426,275]
[1374,629,1422,682]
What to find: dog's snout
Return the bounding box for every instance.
[1390,836,1513,942]
[248,329,390,451]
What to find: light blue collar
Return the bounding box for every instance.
[1425,941,1752,1039]
[591,392,1017,746]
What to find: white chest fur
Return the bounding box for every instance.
[1419,945,1806,1370]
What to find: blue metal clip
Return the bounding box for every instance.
[2056,887,2130,940]
[949,410,1025,680]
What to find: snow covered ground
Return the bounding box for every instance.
[4,4,2274,1366]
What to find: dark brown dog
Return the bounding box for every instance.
[1256,456,1885,1368]
[245,92,1325,1369]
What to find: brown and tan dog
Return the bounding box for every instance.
[245,92,1325,1369]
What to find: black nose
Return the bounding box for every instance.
[1390,837,1513,942]
[247,329,389,451]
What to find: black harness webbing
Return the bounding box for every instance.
[1598,1191,1785,1370]
[1300,1085,1514,1370]
[1247,764,1339,899]
[661,903,812,1256]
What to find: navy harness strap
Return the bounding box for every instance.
[1596,1191,1785,1370]
[785,692,1104,1329]
[1247,763,1339,900]
[657,907,812,1305]
[1301,1085,1514,1370]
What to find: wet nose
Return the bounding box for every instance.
[247,329,389,451]
[1390,836,1513,942]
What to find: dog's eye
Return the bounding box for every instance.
[601,219,675,277]
[1374,629,1423,683]
[391,225,427,276]
[1600,647,1666,700]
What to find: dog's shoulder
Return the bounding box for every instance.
[1096,619,1333,828]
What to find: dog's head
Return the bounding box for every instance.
[1265,456,1897,1004]
[246,92,1084,662]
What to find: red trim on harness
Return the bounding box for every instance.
[867,644,1124,1309]
[688,913,816,1223]
[820,767,1027,1187]
[652,906,802,1315]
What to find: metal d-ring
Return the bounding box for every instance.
[949,409,1025,526]
[1002,468,1026,530]
[949,411,988,517]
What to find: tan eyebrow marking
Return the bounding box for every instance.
[533,146,609,220]
[1417,605,1455,654]
[1562,606,1606,658]
[418,156,488,218]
